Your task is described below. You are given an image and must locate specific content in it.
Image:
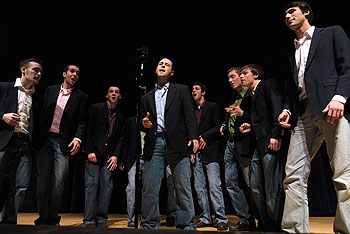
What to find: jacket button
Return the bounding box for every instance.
[105,143,108,146]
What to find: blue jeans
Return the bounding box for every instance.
[83,160,114,224]
[140,137,195,230]
[36,136,69,224]
[224,140,251,224]
[126,160,143,222]
[165,164,179,220]
[0,136,31,224]
[1,153,31,223]
[250,148,285,230]
[193,153,228,224]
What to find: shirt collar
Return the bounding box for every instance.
[14,78,35,95]
[294,26,315,48]
[60,84,73,95]
[252,80,261,95]
[155,81,170,90]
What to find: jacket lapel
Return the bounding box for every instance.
[63,89,78,114]
[305,27,322,71]
[148,89,157,118]
[165,83,176,112]
[199,102,208,126]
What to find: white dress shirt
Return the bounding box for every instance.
[14,78,35,134]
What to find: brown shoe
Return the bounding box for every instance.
[217,222,228,231]
[196,220,211,228]
[127,221,135,227]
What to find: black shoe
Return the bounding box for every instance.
[97,222,108,228]
[229,222,250,231]
[166,216,175,227]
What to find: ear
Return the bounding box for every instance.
[170,70,175,76]
[202,91,206,96]
[20,66,26,74]
[304,10,310,17]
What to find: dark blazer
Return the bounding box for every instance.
[86,102,125,166]
[140,82,199,165]
[38,84,89,155]
[121,116,141,172]
[0,81,42,151]
[197,101,223,163]
[284,26,350,127]
[251,79,284,156]
[223,88,255,157]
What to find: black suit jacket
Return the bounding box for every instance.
[121,116,141,172]
[140,82,199,166]
[197,101,223,163]
[86,102,125,166]
[251,79,284,156]
[38,84,89,155]
[0,81,42,151]
[284,26,350,127]
[223,88,255,157]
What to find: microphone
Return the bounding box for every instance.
[136,45,151,63]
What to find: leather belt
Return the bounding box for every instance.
[13,132,29,138]
[154,131,167,138]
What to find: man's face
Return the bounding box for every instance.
[192,85,204,102]
[106,86,121,105]
[240,68,258,88]
[155,58,174,79]
[22,61,42,85]
[63,65,80,88]
[284,7,309,31]
[228,70,242,90]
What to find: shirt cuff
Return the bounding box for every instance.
[332,95,347,104]
[283,109,291,116]
[74,137,82,144]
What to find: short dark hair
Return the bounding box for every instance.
[19,58,43,69]
[63,64,79,73]
[241,64,264,80]
[283,1,313,23]
[193,82,207,93]
[227,67,241,76]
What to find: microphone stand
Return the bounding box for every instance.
[134,46,149,229]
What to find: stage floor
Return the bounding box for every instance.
[2,213,333,233]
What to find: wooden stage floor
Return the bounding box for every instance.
[5,213,334,233]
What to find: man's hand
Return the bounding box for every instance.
[322,100,344,124]
[225,101,243,117]
[88,153,97,163]
[188,139,199,154]
[68,139,81,155]
[142,112,152,128]
[190,154,196,165]
[2,113,20,126]
[107,156,118,171]
[220,124,226,136]
[199,136,206,150]
[119,162,125,171]
[268,138,281,151]
[278,110,291,128]
[239,123,251,134]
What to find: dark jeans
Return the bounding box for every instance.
[83,160,113,225]
[0,135,31,224]
[35,136,69,225]
[1,153,31,223]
